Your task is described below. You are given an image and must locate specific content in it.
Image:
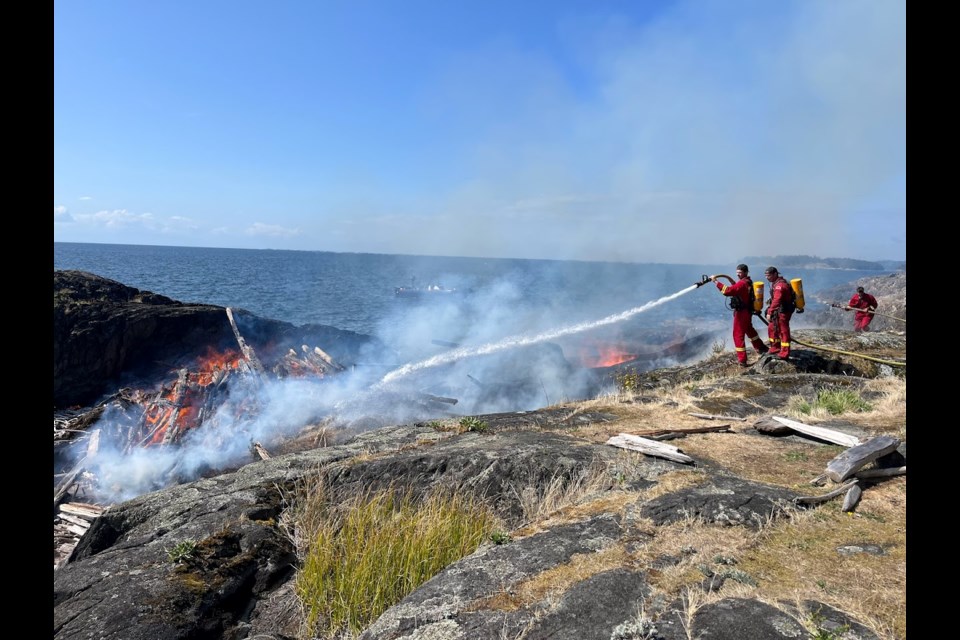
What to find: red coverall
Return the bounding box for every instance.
[715,277,767,364]
[766,277,794,359]
[848,292,878,332]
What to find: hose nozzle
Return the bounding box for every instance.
[695,274,711,288]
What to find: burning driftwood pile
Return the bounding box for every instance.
[53,308,350,555]
[53,308,353,567]
[274,345,346,378]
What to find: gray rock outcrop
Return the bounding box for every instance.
[53,271,906,640]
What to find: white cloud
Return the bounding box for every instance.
[80,209,156,229]
[54,205,75,223]
[245,222,301,238]
[67,209,199,235]
[79,196,93,201]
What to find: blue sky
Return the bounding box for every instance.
[54,0,906,263]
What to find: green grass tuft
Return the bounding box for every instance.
[296,485,499,637]
[790,387,872,416]
[613,369,641,393]
[166,540,197,565]
[814,388,872,414]
[807,609,851,639]
[784,450,808,462]
[459,416,488,432]
[489,530,512,545]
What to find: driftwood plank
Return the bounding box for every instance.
[300,346,333,374]
[795,479,859,505]
[467,374,485,388]
[825,435,901,482]
[855,466,906,480]
[841,484,863,512]
[226,307,266,375]
[58,513,92,529]
[809,473,828,487]
[59,502,105,520]
[312,346,346,372]
[630,425,732,439]
[689,412,747,422]
[770,416,861,447]
[85,428,101,457]
[54,462,86,508]
[161,369,190,445]
[651,432,686,441]
[606,434,694,464]
[417,392,459,405]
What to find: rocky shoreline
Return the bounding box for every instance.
[53,271,907,640]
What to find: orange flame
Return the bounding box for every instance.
[141,348,246,447]
[577,341,638,368]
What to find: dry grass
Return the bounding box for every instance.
[278,356,905,639]
[738,494,906,640]
[857,377,907,434]
[548,369,907,639]
[513,491,638,539]
[677,432,845,488]
[475,545,631,612]
[634,514,762,594]
[566,401,741,445]
[630,494,906,640]
[507,458,615,526]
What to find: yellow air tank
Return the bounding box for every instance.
[753,281,764,313]
[790,278,805,312]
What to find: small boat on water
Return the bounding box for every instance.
[394,284,462,298]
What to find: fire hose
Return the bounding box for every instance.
[828,302,906,323]
[696,275,906,367]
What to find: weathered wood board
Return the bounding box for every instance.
[826,435,901,482]
[606,434,694,463]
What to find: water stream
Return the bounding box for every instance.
[378,284,700,385]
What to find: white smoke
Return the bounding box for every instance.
[83,375,354,502]
[68,275,715,502]
[378,284,699,384]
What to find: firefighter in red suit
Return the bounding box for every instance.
[763,266,795,359]
[709,264,768,367]
[848,286,878,332]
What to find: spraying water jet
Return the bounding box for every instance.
[377,284,702,386]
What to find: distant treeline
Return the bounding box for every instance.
[740,255,898,271]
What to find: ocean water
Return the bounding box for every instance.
[55,242,895,501]
[54,242,884,340]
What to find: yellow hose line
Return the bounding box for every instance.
[869,311,906,323]
[790,338,906,367]
[829,304,906,323]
